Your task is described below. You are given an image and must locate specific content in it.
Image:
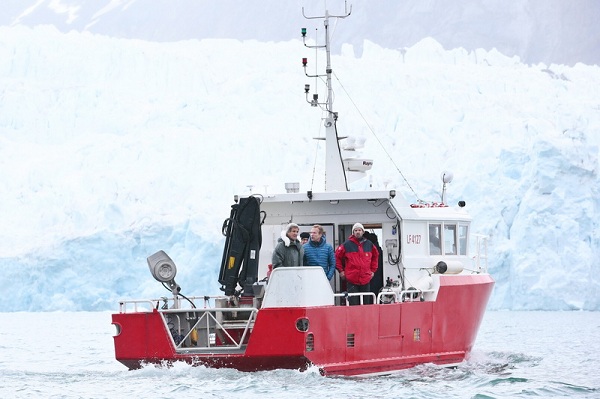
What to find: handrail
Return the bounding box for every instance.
[377,288,437,304]
[333,292,376,305]
[473,234,489,273]
[118,295,234,313]
[332,289,439,305]
[118,300,155,313]
[160,307,257,313]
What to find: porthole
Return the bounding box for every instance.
[296,317,309,332]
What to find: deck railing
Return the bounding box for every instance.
[118,295,225,313]
[473,234,489,273]
[160,306,258,352]
[118,296,258,353]
[333,292,376,305]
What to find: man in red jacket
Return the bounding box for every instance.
[335,223,379,305]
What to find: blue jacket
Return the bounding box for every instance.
[303,236,336,280]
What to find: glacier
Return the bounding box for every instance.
[0,12,599,311]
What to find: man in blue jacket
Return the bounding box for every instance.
[303,224,336,280]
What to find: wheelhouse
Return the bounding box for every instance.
[252,188,485,303]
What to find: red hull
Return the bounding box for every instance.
[112,274,494,376]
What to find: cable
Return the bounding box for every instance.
[161,282,196,309]
[333,120,349,190]
[332,70,421,201]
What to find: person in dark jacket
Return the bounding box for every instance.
[300,231,310,245]
[272,223,304,269]
[303,224,336,280]
[335,223,379,305]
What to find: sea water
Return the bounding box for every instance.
[0,311,598,399]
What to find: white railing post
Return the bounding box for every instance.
[474,234,489,273]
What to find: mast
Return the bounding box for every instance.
[302,4,352,192]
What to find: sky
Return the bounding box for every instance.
[0,1,599,311]
[2,0,600,66]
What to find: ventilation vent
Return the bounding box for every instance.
[413,328,421,342]
[347,333,355,347]
[306,333,314,352]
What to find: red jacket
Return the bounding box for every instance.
[335,235,379,285]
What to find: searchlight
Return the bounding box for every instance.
[147,250,181,296]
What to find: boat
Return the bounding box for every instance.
[111,4,494,377]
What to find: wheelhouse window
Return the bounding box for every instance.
[459,225,468,255]
[429,224,441,255]
[429,223,467,256]
[444,224,457,255]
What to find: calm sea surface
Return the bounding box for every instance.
[0,311,598,398]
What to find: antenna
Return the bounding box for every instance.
[300,3,352,192]
[301,1,352,20]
